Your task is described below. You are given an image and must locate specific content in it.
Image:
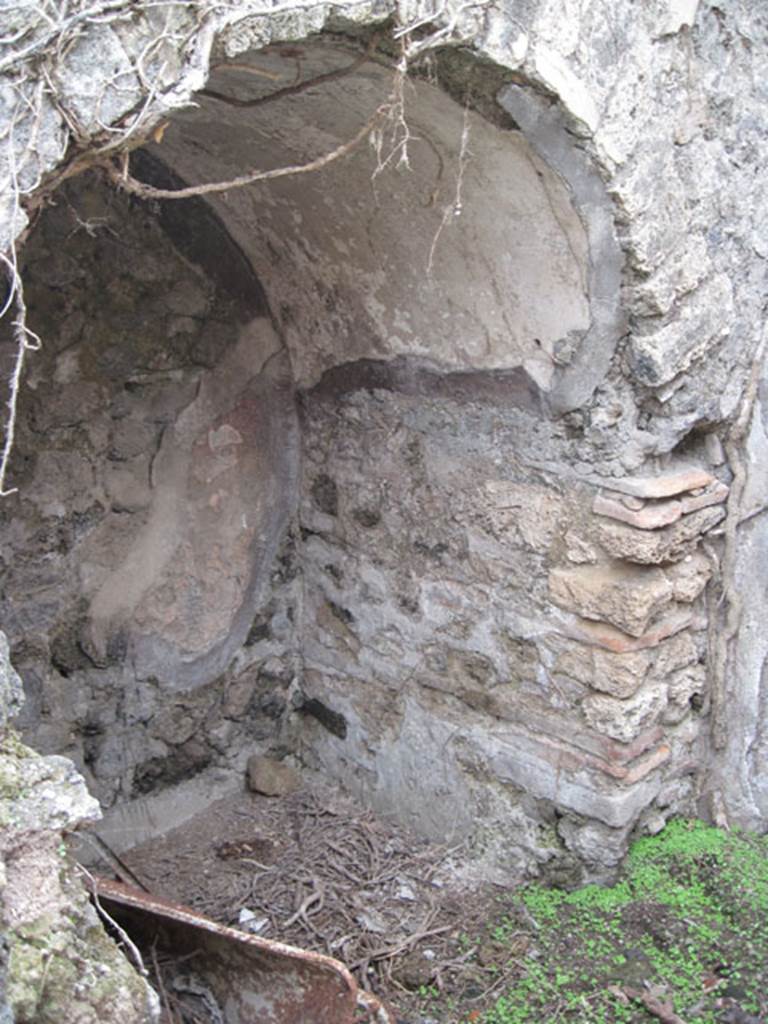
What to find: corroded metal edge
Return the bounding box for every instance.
[88,876,396,1024]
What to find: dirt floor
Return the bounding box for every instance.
[111,782,509,1024]
[84,796,768,1024]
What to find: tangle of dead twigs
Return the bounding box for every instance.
[119,788,480,998]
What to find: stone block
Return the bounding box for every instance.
[557,818,631,869]
[532,45,600,133]
[482,481,564,553]
[549,564,673,637]
[583,684,667,744]
[108,418,158,461]
[165,279,209,317]
[651,631,698,679]
[222,675,258,719]
[705,434,725,467]
[315,601,360,655]
[665,663,705,713]
[593,493,682,529]
[629,273,734,386]
[149,701,204,746]
[666,552,712,603]
[596,506,725,564]
[631,234,710,317]
[246,755,300,797]
[564,531,598,564]
[0,632,24,729]
[0,745,101,840]
[105,457,151,512]
[555,644,651,698]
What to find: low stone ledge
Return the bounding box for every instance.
[487,738,663,828]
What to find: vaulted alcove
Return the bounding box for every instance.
[1,32,644,882]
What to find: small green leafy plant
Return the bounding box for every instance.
[435,820,768,1024]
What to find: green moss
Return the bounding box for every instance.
[0,729,34,761]
[7,899,152,1024]
[0,739,28,807]
[6,939,48,1020]
[405,820,768,1024]
[479,822,768,1023]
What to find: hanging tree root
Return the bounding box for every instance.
[709,328,768,753]
[1,2,487,496]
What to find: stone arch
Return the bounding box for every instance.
[3,20,717,883]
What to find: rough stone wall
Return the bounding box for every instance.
[1,0,767,874]
[296,376,725,879]
[1,174,300,814]
[0,632,157,1024]
[495,0,768,828]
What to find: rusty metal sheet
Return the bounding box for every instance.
[90,877,395,1024]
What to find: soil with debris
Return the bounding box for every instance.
[115,783,503,1023]
[94,809,768,1024]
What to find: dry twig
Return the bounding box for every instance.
[103,99,390,200]
[76,863,149,978]
[623,986,688,1024]
[122,788,471,995]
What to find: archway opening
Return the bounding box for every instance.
[1,33,610,892]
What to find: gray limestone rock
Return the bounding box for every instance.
[0,736,156,1023]
[582,684,668,744]
[0,632,23,730]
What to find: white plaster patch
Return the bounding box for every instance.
[533,45,600,133]
[658,0,701,37]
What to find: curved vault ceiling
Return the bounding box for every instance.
[148,37,591,393]
[49,37,598,694]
